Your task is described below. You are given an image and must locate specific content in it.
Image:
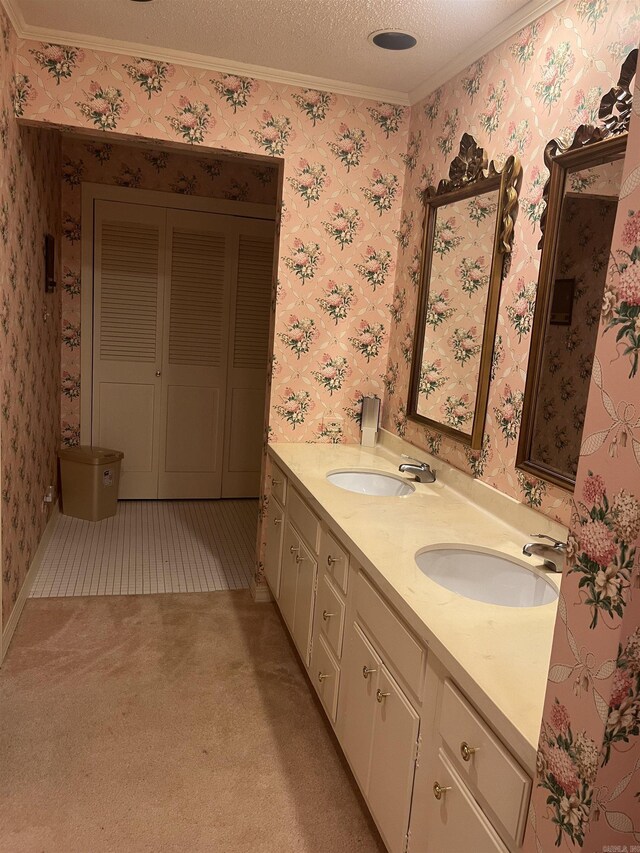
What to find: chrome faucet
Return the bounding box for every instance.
[522,534,567,573]
[398,454,436,484]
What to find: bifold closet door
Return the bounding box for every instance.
[157,209,233,499]
[92,201,166,499]
[221,219,275,497]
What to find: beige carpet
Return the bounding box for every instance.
[0,592,385,853]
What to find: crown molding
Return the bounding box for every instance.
[408,0,566,105]
[1,1,410,105]
[2,0,566,108]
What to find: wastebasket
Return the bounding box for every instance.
[58,446,124,521]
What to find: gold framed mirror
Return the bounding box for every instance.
[517,49,637,490]
[408,133,521,449]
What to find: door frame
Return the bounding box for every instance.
[80,182,276,445]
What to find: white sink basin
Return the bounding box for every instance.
[327,469,415,497]
[415,547,558,607]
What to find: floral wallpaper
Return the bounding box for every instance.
[13,40,409,451]
[59,136,278,446]
[525,70,640,850]
[0,11,61,627]
[416,189,499,434]
[382,0,640,526]
[530,193,618,478]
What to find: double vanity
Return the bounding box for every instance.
[262,430,565,853]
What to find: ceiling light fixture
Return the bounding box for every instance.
[368,29,417,51]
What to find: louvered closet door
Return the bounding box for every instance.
[92,201,166,498]
[157,210,233,499]
[221,219,275,497]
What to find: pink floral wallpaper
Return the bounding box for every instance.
[416,189,499,434]
[12,42,409,453]
[59,136,278,446]
[530,193,618,478]
[0,10,61,627]
[382,0,640,526]
[525,70,640,850]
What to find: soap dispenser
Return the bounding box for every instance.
[360,395,380,447]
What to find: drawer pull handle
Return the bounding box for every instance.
[318,672,331,683]
[376,689,390,703]
[460,741,479,762]
[272,479,282,486]
[327,555,342,567]
[433,781,452,800]
[362,666,377,679]
[273,517,282,526]
[295,554,306,564]
[322,610,334,621]
[289,545,299,554]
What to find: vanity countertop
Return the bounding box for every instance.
[268,436,566,772]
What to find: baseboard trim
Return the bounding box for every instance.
[250,577,273,603]
[1,506,59,663]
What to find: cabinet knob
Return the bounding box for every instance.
[289,545,299,554]
[376,689,390,703]
[327,555,342,567]
[155,370,162,377]
[295,554,306,564]
[322,610,334,621]
[460,741,479,762]
[318,671,331,683]
[272,479,282,486]
[273,517,282,526]
[362,666,377,679]
[433,781,452,800]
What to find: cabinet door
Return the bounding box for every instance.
[339,621,381,792]
[263,497,284,597]
[413,749,508,853]
[92,201,167,498]
[291,538,317,667]
[279,522,299,632]
[368,666,420,853]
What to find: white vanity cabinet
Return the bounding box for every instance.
[339,571,426,853]
[408,658,531,853]
[262,450,535,853]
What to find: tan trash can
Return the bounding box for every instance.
[59,446,124,521]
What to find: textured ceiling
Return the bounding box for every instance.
[11,0,548,99]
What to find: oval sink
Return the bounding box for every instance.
[327,469,415,497]
[415,547,558,607]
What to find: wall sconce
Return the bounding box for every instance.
[44,233,56,293]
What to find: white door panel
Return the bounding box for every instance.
[92,201,166,498]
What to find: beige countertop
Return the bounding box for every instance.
[268,432,566,773]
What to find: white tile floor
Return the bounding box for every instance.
[30,500,258,598]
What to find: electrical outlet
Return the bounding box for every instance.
[43,485,55,503]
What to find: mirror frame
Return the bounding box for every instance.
[408,133,521,449]
[517,49,637,490]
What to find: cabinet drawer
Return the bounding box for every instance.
[316,573,345,660]
[319,527,349,593]
[313,634,340,722]
[288,487,320,554]
[426,749,508,853]
[354,571,426,699]
[269,461,287,506]
[440,679,531,846]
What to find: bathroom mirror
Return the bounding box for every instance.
[517,50,636,490]
[408,133,521,449]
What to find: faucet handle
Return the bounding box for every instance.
[401,454,427,468]
[529,533,566,550]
